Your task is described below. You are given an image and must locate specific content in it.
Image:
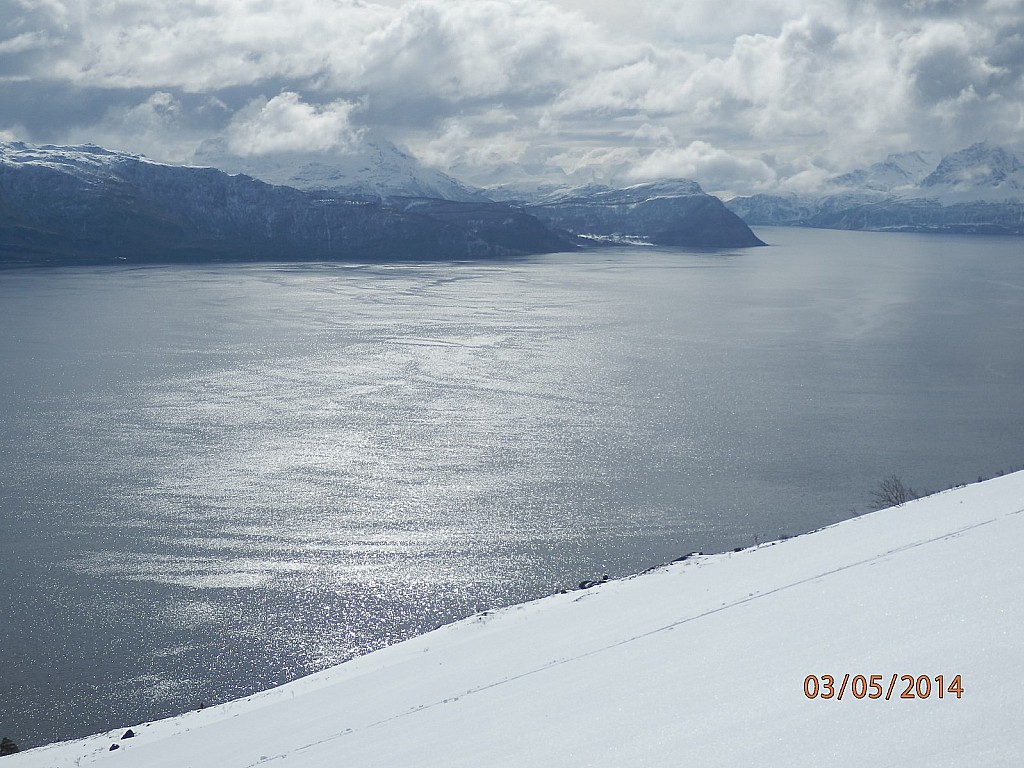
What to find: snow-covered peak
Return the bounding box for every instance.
[0,141,154,182]
[920,141,1024,193]
[190,135,489,202]
[806,143,1024,204]
[828,151,938,192]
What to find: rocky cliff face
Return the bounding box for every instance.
[0,143,569,266]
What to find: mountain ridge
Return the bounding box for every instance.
[727,143,1024,233]
[0,141,767,264]
[0,142,570,266]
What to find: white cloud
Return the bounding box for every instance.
[3,0,1022,192]
[627,140,777,195]
[412,110,529,170]
[225,93,363,156]
[0,125,26,142]
[66,91,215,162]
[0,30,57,54]
[354,0,610,104]
[20,0,609,108]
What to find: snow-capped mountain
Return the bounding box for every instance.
[0,140,147,182]
[827,151,938,193]
[190,135,489,203]
[726,143,1024,234]
[0,141,568,265]
[918,142,1024,201]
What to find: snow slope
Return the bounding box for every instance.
[10,472,1023,767]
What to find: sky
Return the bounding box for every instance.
[2,0,1023,195]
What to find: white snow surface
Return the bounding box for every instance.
[12,472,1024,767]
[0,142,155,180]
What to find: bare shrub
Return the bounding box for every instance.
[870,474,918,510]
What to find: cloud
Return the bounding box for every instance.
[588,3,1023,170]
[0,125,26,142]
[627,140,777,194]
[0,30,55,55]
[62,91,229,163]
[13,0,608,108]
[412,109,530,170]
[2,0,1022,192]
[0,0,71,77]
[225,93,363,156]
[638,0,813,49]
[357,1,608,100]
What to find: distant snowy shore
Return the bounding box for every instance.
[8,471,1023,767]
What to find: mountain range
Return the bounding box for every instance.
[0,142,763,266]
[726,143,1024,234]
[187,139,761,247]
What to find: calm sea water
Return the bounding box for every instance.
[2,227,1022,748]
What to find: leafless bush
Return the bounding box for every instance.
[870,474,918,510]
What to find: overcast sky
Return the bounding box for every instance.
[2,0,1022,194]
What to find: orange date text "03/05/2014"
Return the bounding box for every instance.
[803,674,964,701]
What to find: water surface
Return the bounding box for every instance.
[2,227,1022,747]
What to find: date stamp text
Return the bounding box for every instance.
[803,674,963,700]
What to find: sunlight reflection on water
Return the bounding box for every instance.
[3,230,1024,746]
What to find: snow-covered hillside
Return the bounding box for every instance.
[190,135,488,202]
[9,471,1022,767]
[0,141,154,180]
